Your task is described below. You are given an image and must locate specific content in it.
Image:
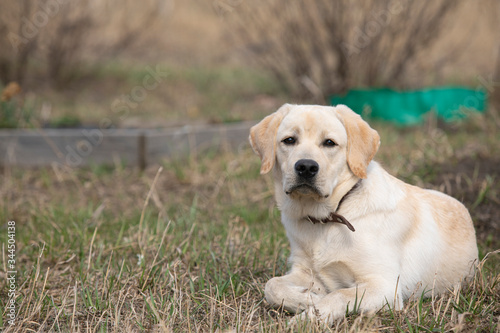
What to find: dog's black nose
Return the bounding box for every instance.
[295,159,319,179]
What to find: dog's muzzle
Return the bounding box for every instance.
[286,159,325,197]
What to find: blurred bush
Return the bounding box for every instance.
[229,0,496,101]
[0,82,35,128]
[0,0,173,86]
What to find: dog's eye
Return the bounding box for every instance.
[323,139,337,147]
[282,137,296,145]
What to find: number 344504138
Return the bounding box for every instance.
[8,221,15,260]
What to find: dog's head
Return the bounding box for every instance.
[250,104,380,201]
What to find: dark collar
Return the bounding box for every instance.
[306,180,361,232]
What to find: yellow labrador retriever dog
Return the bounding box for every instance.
[249,104,478,324]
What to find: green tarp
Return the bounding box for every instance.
[330,87,487,125]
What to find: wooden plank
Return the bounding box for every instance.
[0,122,256,167]
[0,129,138,167]
[147,121,255,163]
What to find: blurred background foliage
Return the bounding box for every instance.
[0,0,499,127]
[230,0,500,100]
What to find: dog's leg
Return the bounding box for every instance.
[265,272,328,313]
[294,279,403,325]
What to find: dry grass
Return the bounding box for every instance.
[1,107,499,332]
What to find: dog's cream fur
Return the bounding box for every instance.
[250,104,478,324]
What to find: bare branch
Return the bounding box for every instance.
[230,0,468,97]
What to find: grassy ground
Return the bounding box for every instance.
[1,106,499,332]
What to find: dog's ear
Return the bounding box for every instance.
[336,105,380,179]
[249,104,292,174]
